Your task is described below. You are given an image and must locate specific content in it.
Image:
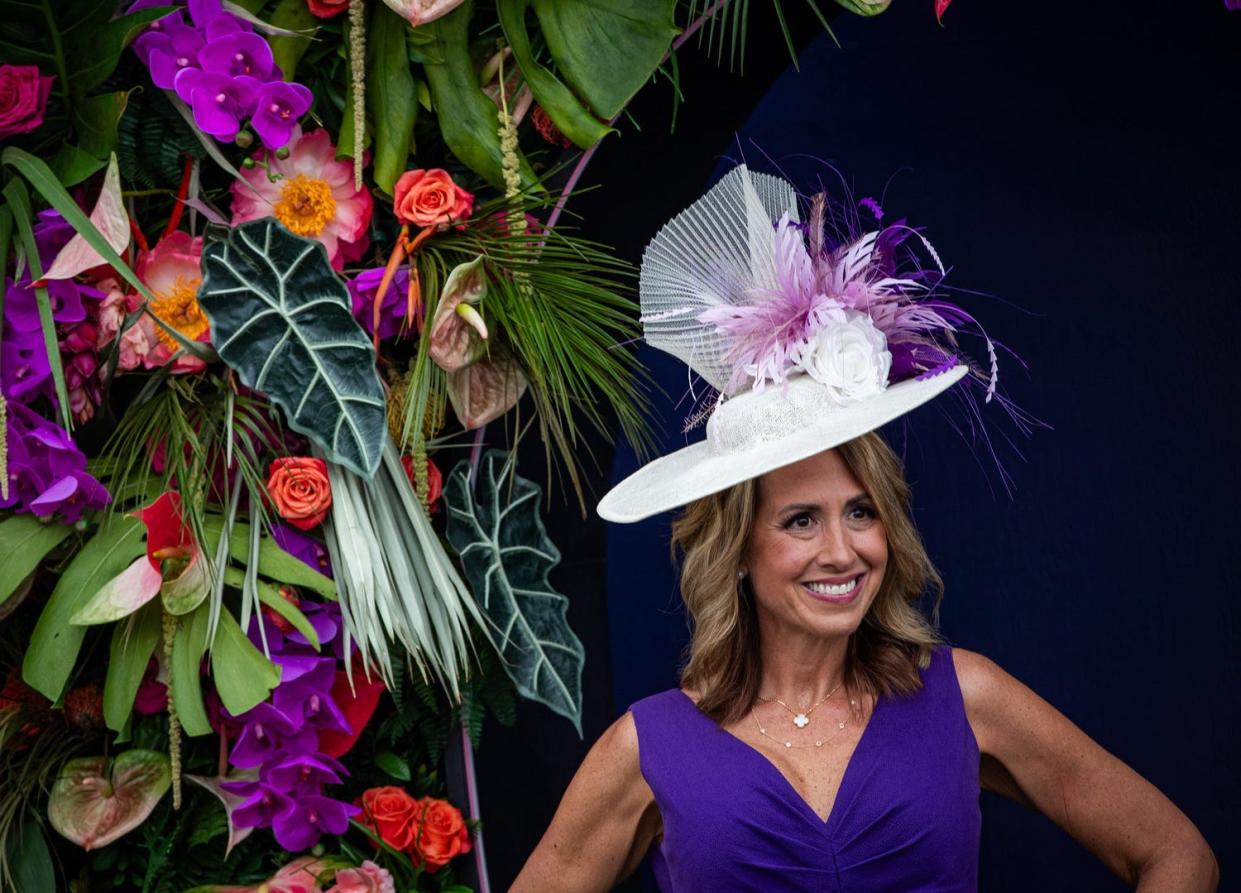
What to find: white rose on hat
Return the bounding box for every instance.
[797,310,892,404]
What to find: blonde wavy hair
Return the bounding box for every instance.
[673,431,944,724]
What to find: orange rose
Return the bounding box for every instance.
[410,797,471,873]
[392,169,474,229]
[266,457,332,530]
[358,786,420,851]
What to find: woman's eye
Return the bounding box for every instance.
[848,505,878,522]
[782,512,814,530]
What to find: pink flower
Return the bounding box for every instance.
[95,233,210,374]
[328,861,394,893]
[230,128,372,270]
[392,168,473,229]
[0,65,54,139]
[207,856,329,893]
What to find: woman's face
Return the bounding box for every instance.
[744,449,888,642]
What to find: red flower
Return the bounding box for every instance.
[266,457,332,530]
[0,65,53,139]
[318,668,385,759]
[306,0,348,17]
[410,797,472,873]
[357,786,421,851]
[392,169,474,229]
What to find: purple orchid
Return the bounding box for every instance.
[197,31,275,81]
[349,266,412,341]
[225,781,296,829]
[264,752,346,795]
[271,795,359,852]
[132,15,205,88]
[228,702,303,768]
[251,81,313,150]
[271,523,333,577]
[173,69,259,141]
[1,403,110,521]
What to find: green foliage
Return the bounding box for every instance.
[685,0,840,72]
[0,515,74,609]
[444,450,584,733]
[198,219,388,478]
[103,602,163,733]
[368,2,418,194]
[267,0,320,78]
[116,89,207,190]
[23,517,146,702]
[529,0,680,120]
[2,812,54,893]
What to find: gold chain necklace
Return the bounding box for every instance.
[756,680,844,729]
[751,695,859,749]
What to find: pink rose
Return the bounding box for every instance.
[328,861,394,893]
[392,169,474,229]
[0,65,54,139]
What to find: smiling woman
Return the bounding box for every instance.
[509,166,1219,892]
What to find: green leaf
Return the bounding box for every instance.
[2,178,74,433]
[202,516,337,599]
[421,1,539,190]
[374,751,412,781]
[368,2,417,194]
[49,144,106,187]
[443,450,584,732]
[5,813,55,893]
[63,5,176,96]
[267,0,319,79]
[221,566,321,650]
[0,515,74,608]
[103,601,163,733]
[211,608,281,716]
[47,751,171,851]
[171,604,213,737]
[197,219,387,478]
[23,518,146,702]
[73,90,131,159]
[497,0,615,149]
[530,0,679,120]
[831,0,891,16]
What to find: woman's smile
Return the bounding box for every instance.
[801,572,867,605]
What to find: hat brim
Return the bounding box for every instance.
[597,365,969,523]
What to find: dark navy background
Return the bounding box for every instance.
[476,3,1239,890]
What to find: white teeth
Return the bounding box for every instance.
[805,576,860,596]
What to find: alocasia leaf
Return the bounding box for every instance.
[198,219,387,478]
[47,751,171,851]
[529,0,678,120]
[444,450,584,732]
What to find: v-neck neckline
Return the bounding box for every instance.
[675,688,885,833]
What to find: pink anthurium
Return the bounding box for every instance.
[47,750,171,850]
[428,256,489,373]
[71,492,211,625]
[446,352,528,430]
[936,0,952,24]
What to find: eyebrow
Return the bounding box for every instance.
[777,494,870,514]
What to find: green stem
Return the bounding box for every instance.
[38,0,72,111]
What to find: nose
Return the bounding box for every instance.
[815,519,856,569]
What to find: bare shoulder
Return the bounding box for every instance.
[510,711,659,892]
[949,646,1029,754]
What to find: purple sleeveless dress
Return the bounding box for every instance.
[629,646,980,892]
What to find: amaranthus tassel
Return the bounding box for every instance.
[162,611,183,810]
[0,394,8,502]
[349,0,367,191]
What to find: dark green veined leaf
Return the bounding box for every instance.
[443,450,584,733]
[420,0,538,190]
[530,0,679,120]
[497,0,615,150]
[198,219,387,478]
[368,3,417,194]
[23,518,146,702]
[0,515,74,608]
[102,601,163,734]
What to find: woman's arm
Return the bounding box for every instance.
[510,712,661,893]
[952,648,1219,891]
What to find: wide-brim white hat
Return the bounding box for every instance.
[598,364,967,523]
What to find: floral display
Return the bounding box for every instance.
[0,0,931,888]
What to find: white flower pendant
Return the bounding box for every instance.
[793,713,810,729]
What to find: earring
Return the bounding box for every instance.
[736,570,746,580]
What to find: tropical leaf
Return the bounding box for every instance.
[211,608,281,716]
[529,0,679,120]
[198,219,387,478]
[171,604,213,737]
[267,0,320,78]
[23,518,146,702]
[368,2,417,194]
[102,602,164,734]
[420,0,538,190]
[47,751,171,851]
[496,0,615,149]
[4,814,54,893]
[0,515,74,608]
[443,450,584,732]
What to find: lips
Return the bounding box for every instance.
[801,572,865,605]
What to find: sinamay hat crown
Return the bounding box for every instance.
[597,165,1023,523]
